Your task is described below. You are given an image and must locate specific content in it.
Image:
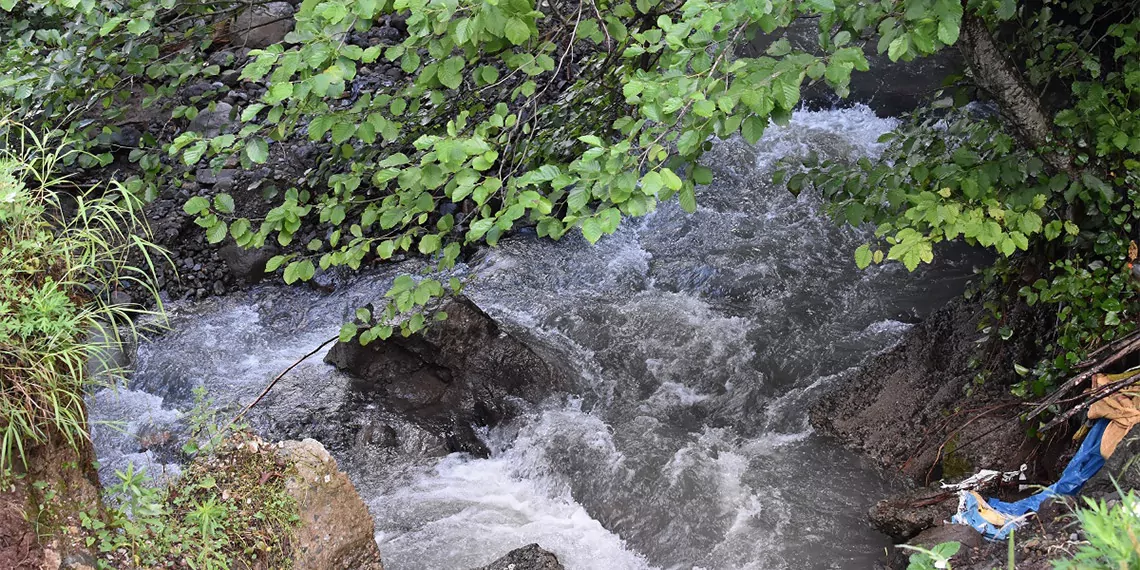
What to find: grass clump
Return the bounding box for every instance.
[1053,490,1140,570]
[83,432,300,570]
[0,119,164,470]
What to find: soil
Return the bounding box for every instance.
[0,482,43,570]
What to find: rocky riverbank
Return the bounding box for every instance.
[813,296,1140,569]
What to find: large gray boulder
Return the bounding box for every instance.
[473,544,563,570]
[324,296,568,455]
[231,2,295,48]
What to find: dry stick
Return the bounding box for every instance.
[1024,336,1140,421]
[1076,328,1140,368]
[226,335,339,430]
[1040,370,1140,433]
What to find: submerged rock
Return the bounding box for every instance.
[324,296,568,455]
[473,544,564,570]
[278,438,385,570]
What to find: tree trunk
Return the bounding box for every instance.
[958,15,1075,175]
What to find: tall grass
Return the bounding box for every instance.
[0,119,166,470]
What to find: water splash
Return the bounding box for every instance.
[90,106,980,569]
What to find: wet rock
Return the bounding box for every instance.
[109,126,141,148]
[213,169,238,192]
[59,549,98,570]
[473,544,563,570]
[324,296,568,455]
[278,438,385,570]
[219,243,276,284]
[811,298,1043,481]
[888,524,984,570]
[187,102,235,138]
[869,485,959,540]
[743,18,962,115]
[196,168,218,184]
[231,1,295,48]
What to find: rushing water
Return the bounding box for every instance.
[90,106,979,569]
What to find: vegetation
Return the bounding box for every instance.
[0,119,162,470]
[0,0,1137,567]
[82,432,299,570]
[903,490,1140,569]
[1,0,1135,413]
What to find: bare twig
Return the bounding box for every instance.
[226,335,339,429]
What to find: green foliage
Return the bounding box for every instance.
[84,433,299,570]
[0,0,234,199]
[793,0,1140,397]
[1053,490,1140,570]
[899,540,961,570]
[0,120,164,469]
[173,0,898,339]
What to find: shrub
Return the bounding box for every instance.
[0,119,164,470]
[1054,490,1140,570]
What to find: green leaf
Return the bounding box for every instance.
[213,194,235,214]
[678,186,697,213]
[693,166,713,185]
[742,115,766,144]
[127,19,151,35]
[205,221,227,244]
[641,171,663,196]
[505,18,531,45]
[439,56,465,89]
[937,19,960,45]
[183,196,210,215]
[418,234,441,255]
[582,217,603,243]
[854,244,872,269]
[246,137,269,164]
[183,141,208,165]
[888,35,909,61]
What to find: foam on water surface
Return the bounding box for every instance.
[90,106,981,569]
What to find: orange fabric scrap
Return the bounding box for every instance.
[1087,374,1140,459]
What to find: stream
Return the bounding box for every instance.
[90,106,979,570]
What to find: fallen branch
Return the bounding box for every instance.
[1024,335,1140,421]
[225,335,339,431]
[1039,368,1140,433]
